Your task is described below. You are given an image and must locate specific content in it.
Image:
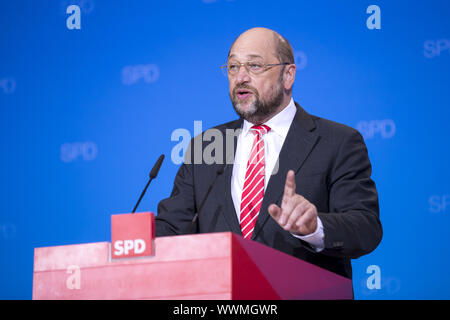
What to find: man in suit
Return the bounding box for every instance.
[155,27,382,280]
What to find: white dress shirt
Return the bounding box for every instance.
[231,98,325,251]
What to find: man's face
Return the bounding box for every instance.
[227,32,286,124]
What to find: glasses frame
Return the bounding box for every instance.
[220,61,291,77]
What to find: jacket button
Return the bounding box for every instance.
[332,241,344,247]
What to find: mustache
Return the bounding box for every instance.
[233,85,258,96]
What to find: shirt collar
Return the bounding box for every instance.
[242,98,297,139]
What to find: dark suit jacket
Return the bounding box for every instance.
[155,102,382,279]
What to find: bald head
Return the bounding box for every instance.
[228,28,294,65]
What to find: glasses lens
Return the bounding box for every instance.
[247,62,264,74]
[227,62,240,75]
[222,61,268,76]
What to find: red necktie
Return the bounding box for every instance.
[240,124,271,239]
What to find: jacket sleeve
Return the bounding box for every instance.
[318,130,383,259]
[155,137,199,236]
[155,162,198,236]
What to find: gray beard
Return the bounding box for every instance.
[231,82,284,124]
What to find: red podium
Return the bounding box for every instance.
[33,232,352,300]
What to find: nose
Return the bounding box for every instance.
[234,65,251,85]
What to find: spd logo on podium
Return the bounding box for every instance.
[110,212,155,259]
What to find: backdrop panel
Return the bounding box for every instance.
[0,0,449,299]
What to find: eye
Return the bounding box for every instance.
[228,63,239,72]
[248,62,263,71]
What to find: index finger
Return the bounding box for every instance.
[283,170,296,198]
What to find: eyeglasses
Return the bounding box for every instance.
[220,61,291,77]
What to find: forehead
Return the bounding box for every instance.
[228,33,277,61]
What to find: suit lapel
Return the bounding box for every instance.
[211,118,243,235]
[218,158,242,235]
[251,103,320,240]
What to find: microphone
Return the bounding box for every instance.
[132,154,165,213]
[188,163,226,233]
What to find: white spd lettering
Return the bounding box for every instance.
[113,239,146,256]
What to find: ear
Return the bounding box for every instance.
[283,64,296,91]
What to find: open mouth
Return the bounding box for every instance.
[235,89,254,100]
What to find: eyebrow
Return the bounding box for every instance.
[228,53,264,60]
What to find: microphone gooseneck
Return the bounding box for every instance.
[188,163,226,233]
[132,154,165,213]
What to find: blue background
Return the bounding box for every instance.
[1,0,449,299]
